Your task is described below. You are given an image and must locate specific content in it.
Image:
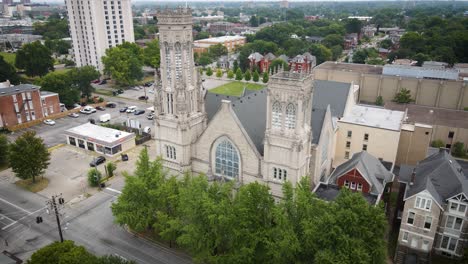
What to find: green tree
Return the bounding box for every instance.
[142,39,160,68]
[262,72,269,83]
[352,49,368,64]
[102,42,144,86]
[322,34,344,48]
[15,41,54,77]
[344,18,363,34]
[216,68,223,78]
[331,45,343,61]
[97,255,136,264]
[87,169,102,187]
[0,135,8,166]
[197,53,212,66]
[233,60,239,73]
[379,39,393,49]
[45,39,71,55]
[235,68,243,80]
[69,66,100,100]
[400,32,425,54]
[27,240,97,264]
[452,142,466,158]
[252,70,259,82]
[431,140,445,148]
[269,59,289,73]
[249,15,259,27]
[40,71,80,107]
[412,53,431,67]
[0,55,20,84]
[227,70,234,79]
[9,131,50,183]
[106,162,117,177]
[309,44,332,64]
[206,67,213,76]
[33,17,70,40]
[244,69,251,81]
[375,96,384,106]
[393,88,413,104]
[208,43,228,59]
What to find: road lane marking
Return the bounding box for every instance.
[0,197,32,214]
[105,187,122,194]
[1,206,46,230]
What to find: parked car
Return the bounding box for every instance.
[43,119,55,125]
[98,79,107,85]
[89,156,106,167]
[119,107,128,113]
[147,113,154,120]
[106,102,117,108]
[80,106,96,114]
[117,89,124,94]
[148,89,155,94]
[73,103,81,109]
[96,106,105,111]
[134,110,145,115]
[126,106,137,113]
[144,82,153,87]
[138,96,149,100]
[91,79,100,84]
[68,113,79,118]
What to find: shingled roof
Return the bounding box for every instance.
[400,149,468,206]
[328,151,394,196]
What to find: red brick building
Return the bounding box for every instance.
[0,83,60,128]
[314,151,394,205]
[289,52,316,73]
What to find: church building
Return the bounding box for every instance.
[153,8,406,197]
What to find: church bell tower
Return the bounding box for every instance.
[154,7,206,173]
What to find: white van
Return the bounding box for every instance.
[99,113,111,123]
[126,106,137,113]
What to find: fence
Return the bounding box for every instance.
[135,132,152,145]
[6,102,107,132]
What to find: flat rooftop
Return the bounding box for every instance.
[194,35,245,43]
[315,61,383,75]
[65,123,134,145]
[385,102,468,129]
[0,84,40,96]
[339,104,405,131]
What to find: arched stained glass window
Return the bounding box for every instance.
[175,42,182,81]
[215,139,239,179]
[285,103,296,129]
[164,42,171,87]
[272,101,282,128]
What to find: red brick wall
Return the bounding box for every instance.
[0,90,43,127]
[41,95,61,117]
[336,168,370,193]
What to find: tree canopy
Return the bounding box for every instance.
[142,39,160,68]
[33,17,70,40]
[0,55,20,84]
[15,41,54,77]
[9,131,50,183]
[111,148,388,264]
[102,42,144,86]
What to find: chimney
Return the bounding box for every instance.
[409,168,416,186]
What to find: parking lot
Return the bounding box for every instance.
[7,97,154,148]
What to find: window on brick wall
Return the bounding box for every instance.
[407,211,415,225]
[424,216,432,229]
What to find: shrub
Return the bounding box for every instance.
[252,70,259,82]
[235,68,243,80]
[464,107,468,111]
[262,72,269,83]
[227,70,234,79]
[452,142,466,158]
[393,88,413,104]
[106,162,117,177]
[206,67,213,76]
[244,69,251,81]
[375,96,383,106]
[87,169,102,187]
[98,97,104,103]
[216,68,223,78]
[431,140,445,148]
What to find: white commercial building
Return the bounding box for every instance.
[65,0,134,71]
[65,123,135,156]
[334,105,406,169]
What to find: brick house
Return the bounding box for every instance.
[289,52,316,73]
[0,83,60,128]
[395,149,468,263]
[314,151,394,205]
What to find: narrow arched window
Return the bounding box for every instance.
[164,42,171,86]
[285,103,296,129]
[214,139,239,179]
[175,42,182,81]
[272,101,282,128]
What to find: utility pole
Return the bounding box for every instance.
[39,194,65,242]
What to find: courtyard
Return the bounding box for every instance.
[209,81,265,97]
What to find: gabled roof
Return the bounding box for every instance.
[303,52,316,62]
[248,52,263,61]
[264,52,276,61]
[328,151,394,196]
[278,54,289,62]
[205,89,267,155]
[400,149,468,206]
[311,80,351,144]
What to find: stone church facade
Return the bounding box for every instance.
[153,8,353,197]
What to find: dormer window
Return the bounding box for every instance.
[449,201,467,214]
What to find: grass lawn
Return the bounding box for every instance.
[54,67,72,74]
[0,51,16,65]
[15,177,49,193]
[94,89,113,96]
[209,81,264,97]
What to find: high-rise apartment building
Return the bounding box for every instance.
[65,0,134,71]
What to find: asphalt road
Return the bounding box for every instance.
[7,96,155,148]
[0,178,192,264]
